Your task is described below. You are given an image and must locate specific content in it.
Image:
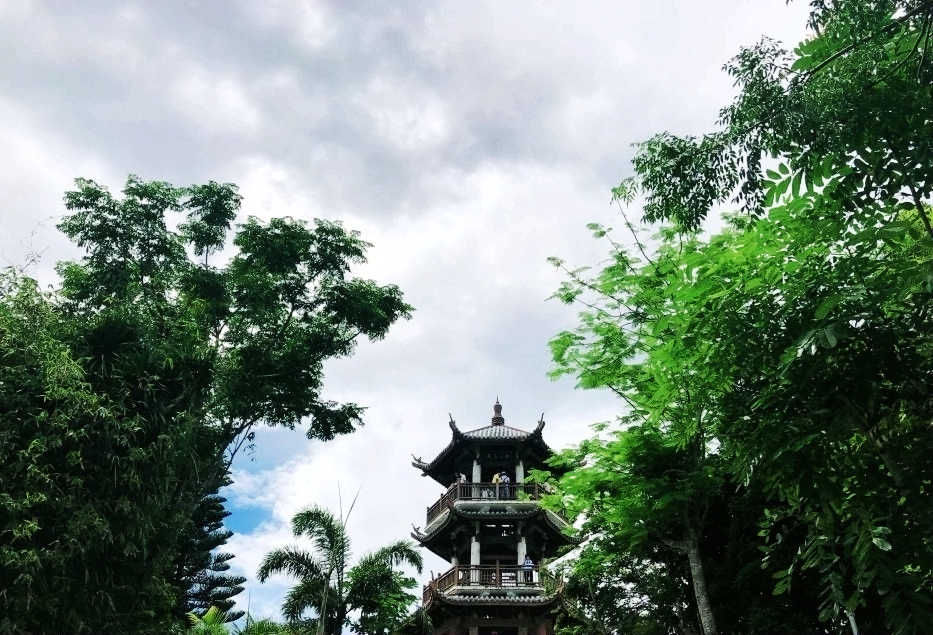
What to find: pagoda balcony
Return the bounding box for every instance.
[423,565,551,604]
[425,482,547,525]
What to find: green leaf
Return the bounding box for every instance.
[813,294,842,320]
[872,537,892,552]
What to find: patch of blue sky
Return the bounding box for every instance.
[224,504,267,535]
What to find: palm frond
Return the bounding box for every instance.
[291,505,351,568]
[257,546,324,583]
[187,606,230,634]
[281,577,336,623]
[366,540,423,573]
[235,617,288,634]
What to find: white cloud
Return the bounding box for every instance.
[354,77,451,153]
[0,98,115,281]
[237,0,336,53]
[170,70,263,137]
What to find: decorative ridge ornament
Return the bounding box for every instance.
[534,412,546,434]
[491,397,505,426]
[448,413,462,437]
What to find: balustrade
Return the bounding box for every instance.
[425,482,545,524]
[424,565,546,602]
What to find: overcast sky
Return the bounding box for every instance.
[1,0,810,621]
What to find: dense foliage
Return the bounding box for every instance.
[174,477,247,623]
[257,505,423,634]
[0,177,411,633]
[543,1,933,634]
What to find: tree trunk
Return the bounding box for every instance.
[685,537,717,635]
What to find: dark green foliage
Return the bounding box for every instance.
[0,176,411,633]
[1,273,186,632]
[174,477,246,623]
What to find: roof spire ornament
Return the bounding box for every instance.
[492,397,505,426]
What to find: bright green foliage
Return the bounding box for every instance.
[0,176,411,633]
[547,136,933,634]
[629,0,933,232]
[182,612,299,635]
[188,606,231,635]
[547,191,933,632]
[545,2,933,633]
[235,617,296,635]
[258,505,423,635]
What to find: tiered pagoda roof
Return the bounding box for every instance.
[413,502,576,560]
[411,400,553,486]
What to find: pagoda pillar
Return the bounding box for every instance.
[470,534,480,583]
[472,457,481,497]
[516,457,525,483]
[517,535,527,565]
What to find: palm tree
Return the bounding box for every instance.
[257,505,423,634]
[187,606,230,635]
[235,617,292,634]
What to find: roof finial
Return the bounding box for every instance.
[492,397,504,425]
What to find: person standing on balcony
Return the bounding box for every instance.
[522,554,534,584]
[500,471,511,498]
[491,470,501,498]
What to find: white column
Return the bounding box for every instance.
[516,535,527,565]
[470,535,480,584]
[472,457,481,498]
[516,458,525,484]
[451,554,458,566]
[469,627,479,635]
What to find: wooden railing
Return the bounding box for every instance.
[425,482,546,524]
[423,565,547,603]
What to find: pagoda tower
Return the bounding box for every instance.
[411,400,575,635]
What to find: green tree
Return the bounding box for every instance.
[1,176,411,633]
[174,476,246,623]
[1,272,181,631]
[550,537,694,635]
[545,2,933,633]
[257,505,423,634]
[546,188,933,633]
[629,0,933,234]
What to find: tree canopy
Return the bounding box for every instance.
[542,2,933,634]
[0,176,411,633]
